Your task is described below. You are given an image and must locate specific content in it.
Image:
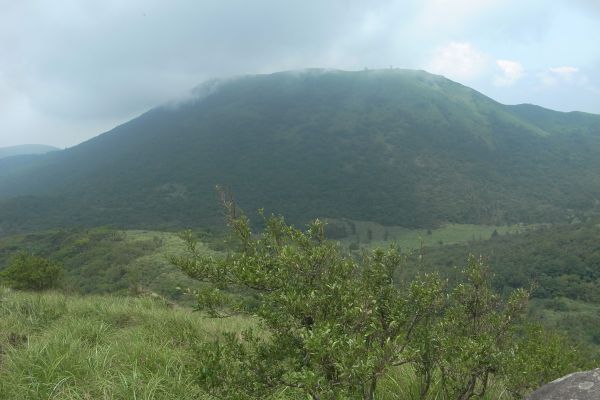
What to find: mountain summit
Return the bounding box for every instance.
[1,69,600,233]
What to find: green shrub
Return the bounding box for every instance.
[171,197,579,399]
[1,252,64,291]
[171,198,444,399]
[166,189,588,399]
[501,323,589,397]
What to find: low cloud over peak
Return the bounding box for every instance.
[1,0,599,147]
[427,42,488,82]
[494,60,524,87]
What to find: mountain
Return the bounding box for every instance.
[0,144,59,159]
[1,69,600,234]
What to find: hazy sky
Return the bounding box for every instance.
[1,0,599,148]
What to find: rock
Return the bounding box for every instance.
[528,368,600,400]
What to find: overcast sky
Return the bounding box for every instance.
[1,0,599,148]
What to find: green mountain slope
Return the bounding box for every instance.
[0,144,59,159]
[1,69,600,234]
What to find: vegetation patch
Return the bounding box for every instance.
[169,200,588,399]
[0,228,209,303]
[0,287,251,400]
[405,221,600,356]
[324,218,536,250]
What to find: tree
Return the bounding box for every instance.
[171,196,442,400]
[436,256,529,400]
[171,192,577,399]
[1,252,64,291]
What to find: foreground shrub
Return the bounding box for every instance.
[501,323,591,397]
[171,195,581,399]
[438,257,528,399]
[172,200,443,399]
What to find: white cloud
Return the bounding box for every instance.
[493,59,524,86]
[427,42,489,81]
[541,66,584,86]
[549,66,579,79]
[1,1,600,147]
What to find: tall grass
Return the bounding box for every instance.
[0,287,513,399]
[0,287,249,400]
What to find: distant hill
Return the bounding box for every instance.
[1,69,600,234]
[0,144,59,159]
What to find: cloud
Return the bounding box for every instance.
[0,0,385,147]
[549,66,580,79]
[1,1,599,147]
[427,42,489,82]
[540,66,584,86]
[493,59,524,86]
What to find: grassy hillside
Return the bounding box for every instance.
[1,220,595,398]
[323,218,535,250]
[1,69,600,235]
[3,222,598,354]
[0,228,206,302]
[0,288,536,400]
[0,287,250,400]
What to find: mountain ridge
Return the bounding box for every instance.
[0,144,60,160]
[1,69,600,234]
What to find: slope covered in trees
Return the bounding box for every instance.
[1,69,600,234]
[406,221,600,353]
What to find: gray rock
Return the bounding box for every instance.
[528,368,600,400]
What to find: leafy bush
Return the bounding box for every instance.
[501,323,590,397]
[436,257,529,399]
[1,252,63,291]
[172,202,443,399]
[171,197,583,399]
